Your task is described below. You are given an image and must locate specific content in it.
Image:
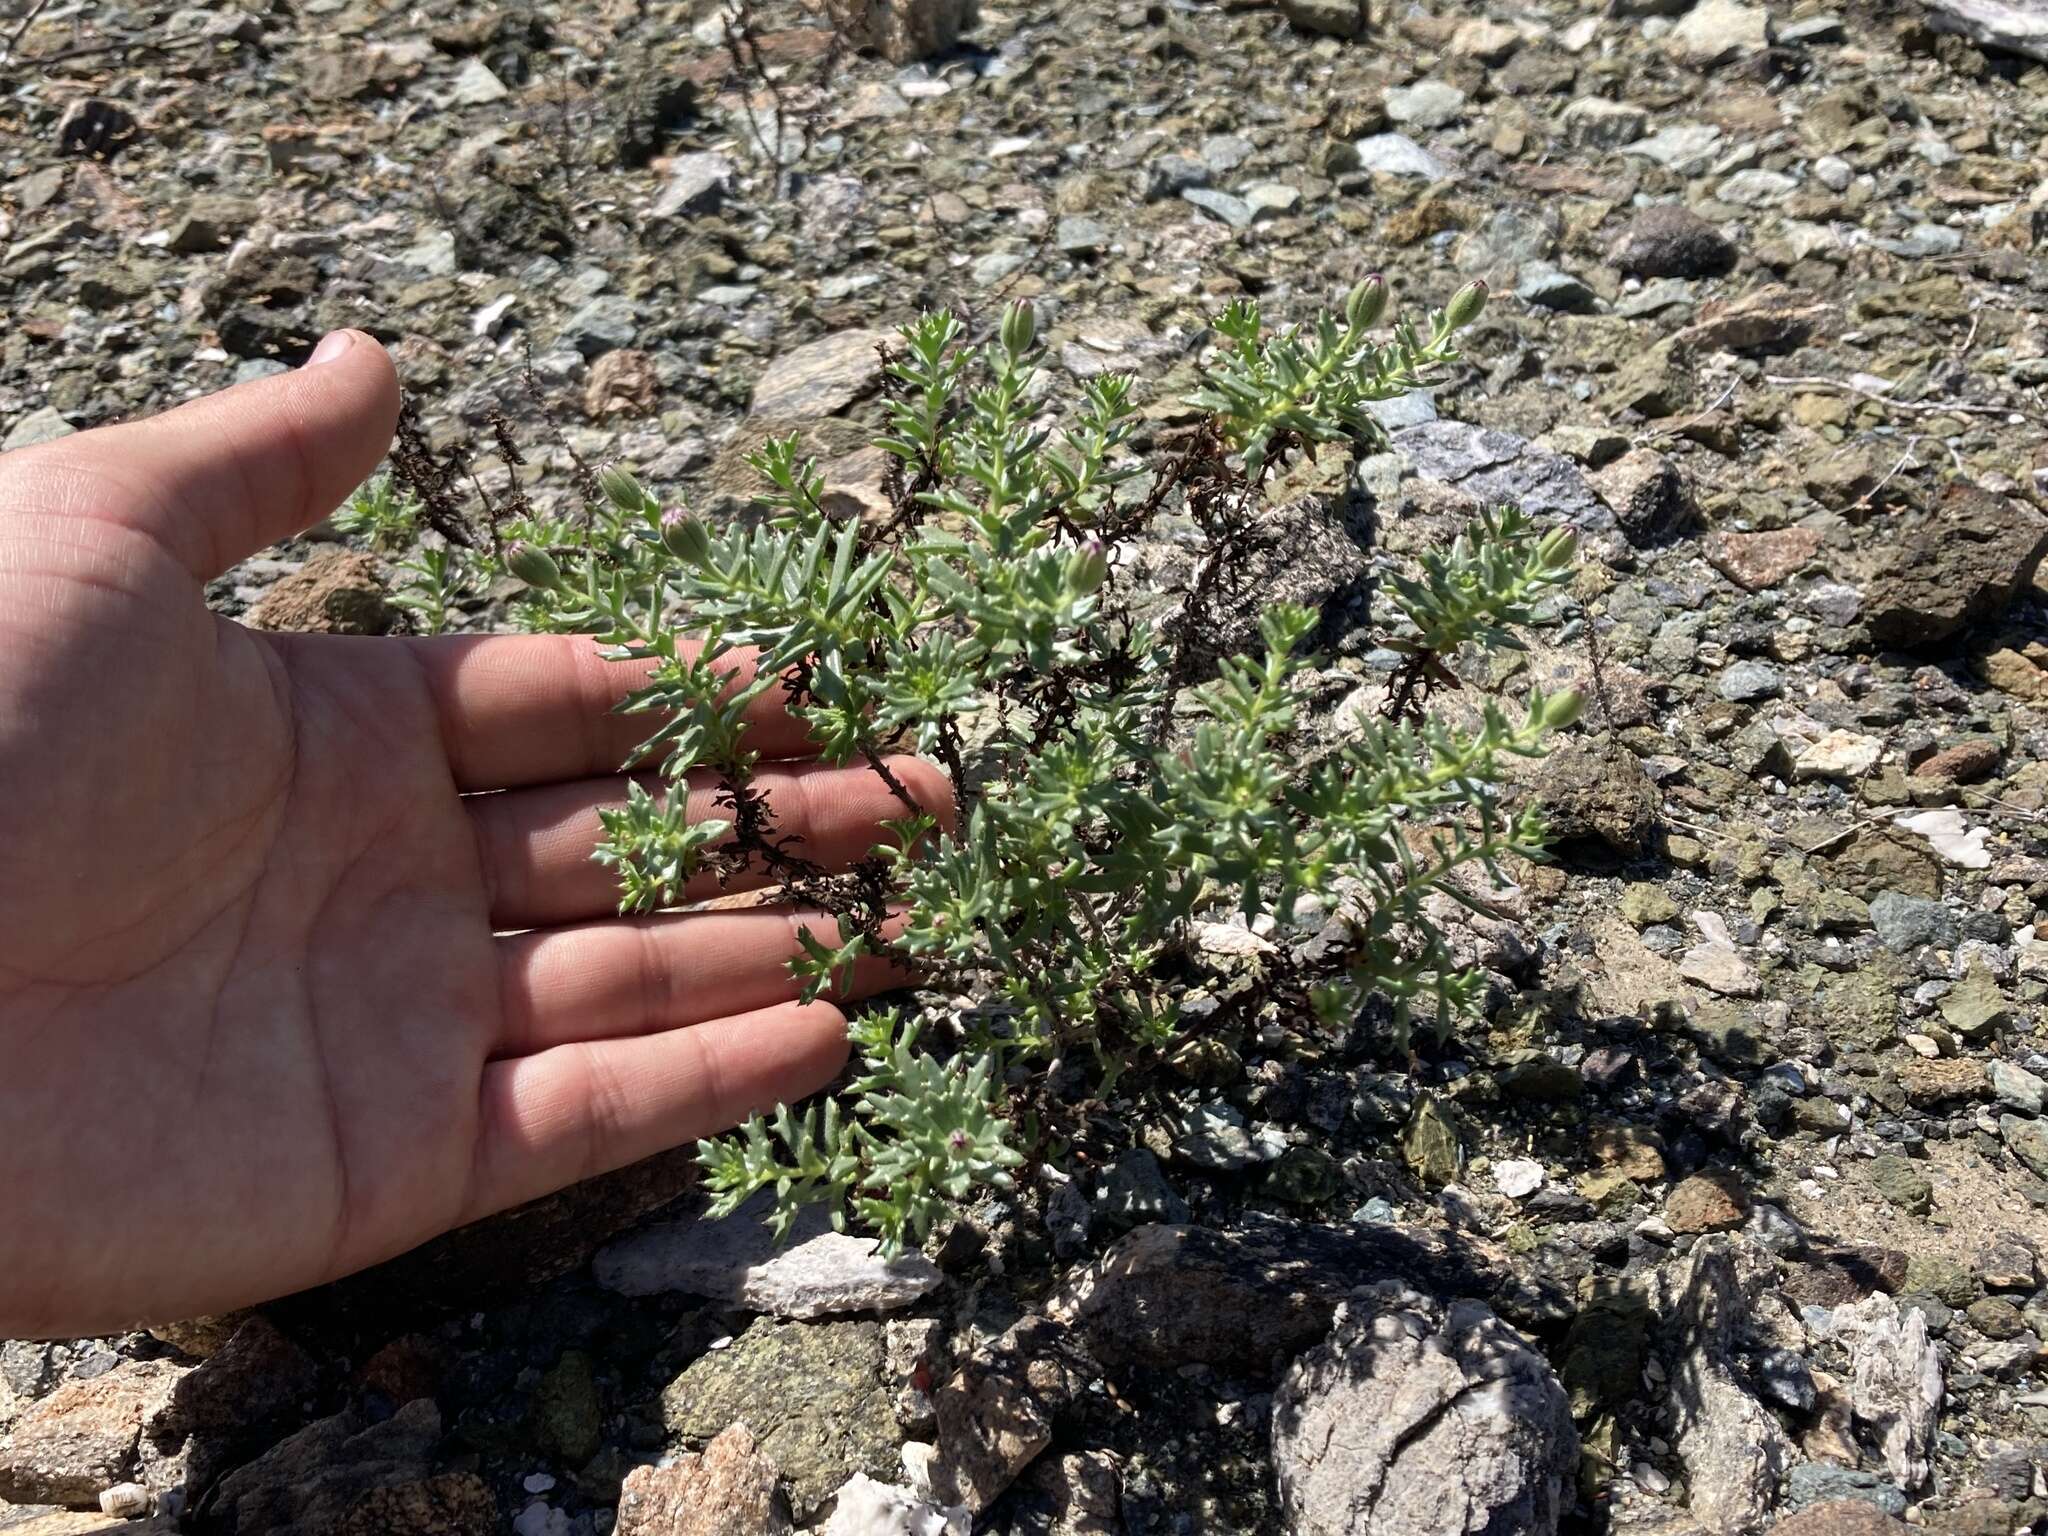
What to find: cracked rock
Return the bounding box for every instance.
[1270,1286,1576,1536]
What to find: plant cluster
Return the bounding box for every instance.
[487,278,1579,1253]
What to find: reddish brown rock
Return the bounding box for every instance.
[616,1425,790,1536]
[0,1360,184,1507]
[583,348,660,418]
[1766,1498,1910,1535]
[1706,527,1824,592]
[1664,1170,1749,1234]
[245,548,393,635]
[1912,739,2001,782]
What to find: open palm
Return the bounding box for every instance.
[0,331,948,1338]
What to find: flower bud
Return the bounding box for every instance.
[598,465,647,512]
[1537,525,1579,569]
[1345,273,1388,331]
[1444,280,1488,331]
[660,507,713,564]
[1065,537,1109,596]
[1544,689,1584,730]
[1000,299,1037,357]
[506,541,563,591]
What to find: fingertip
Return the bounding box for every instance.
[291,328,401,439]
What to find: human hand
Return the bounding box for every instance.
[0,332,950,1338]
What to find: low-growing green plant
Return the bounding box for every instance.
[494,278,1579,1252]
[334,474,424,552]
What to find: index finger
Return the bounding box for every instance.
[402,632,815,791]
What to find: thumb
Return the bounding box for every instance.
[23,329,401,582]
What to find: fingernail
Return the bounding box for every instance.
[306,330,356,368]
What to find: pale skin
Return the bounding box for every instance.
[0,330,951,1339]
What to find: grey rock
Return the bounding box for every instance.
[1653,1238,1796,1533]
[652,152,733,218]
[749,328,891,417]
[1384,81,1466,129]
[1915,0,2048,62]
[593,1190,942,1318]
[2,407,76,452]
[2004,1114,2048,1180]
[1990,1058,2046,1114]
[1670,0,1772,64]
[1455,206,1559,277]
[1198,132,1254,174]
[1051,1217,1564,1376]
[1830,1293,1943,1490]
[1717,660,1784,702]
[1868,891,1956,952]
[560,294,639,358]
[1352,133,1446,179]
[1142,153,1210,201]
[1560,96,1647,148]
[1095,1148,1191,1233]
[1515,260,1597,312]
[1167,1100,1278,1168]
[1623,124,1725,176]
[1272,1289,1577,1536]
[928,1315,1091,1513]
[1783,1464,1908,1517]
[1180,187,1254,228]
[1055,215,1110,254]
[1718,168,1798,207]
[210,1400,494,1536]
[1387,420,1601,522]
[449,57,509,105]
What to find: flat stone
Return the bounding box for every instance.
[1623,124,1725,176]
[1,407,76,452]
[653,152,733,218]
[1665,1171,1749,1234]
[1670,0,1772,65]
[616,1424,789,1536]
[661,1318,898,1522]
[1180,187,1253,228]
[1384,81,1467,129]
[1868,891,1956,952]
[1352,133,1446,179]
[1718,660,1784,703]
[749,329,891,417]
[1719,169,1798,206]
[594,1190,942,1319]
[1989,1059,2046,1114]
[450,57,508,105]
[1561,96,1647,148]
[1794,730,1884,781]
[1707,527,1823,591]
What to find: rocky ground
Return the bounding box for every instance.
[9,0,2048,1532]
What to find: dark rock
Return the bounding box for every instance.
[1592,447,1696,546]
[1050,1216,1561,1377]
[1611,205,1737,278]
[210,1399,495,1536]
[1859,482,2048,648]
[1532,739,1660,855]
[56,99,141,159]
